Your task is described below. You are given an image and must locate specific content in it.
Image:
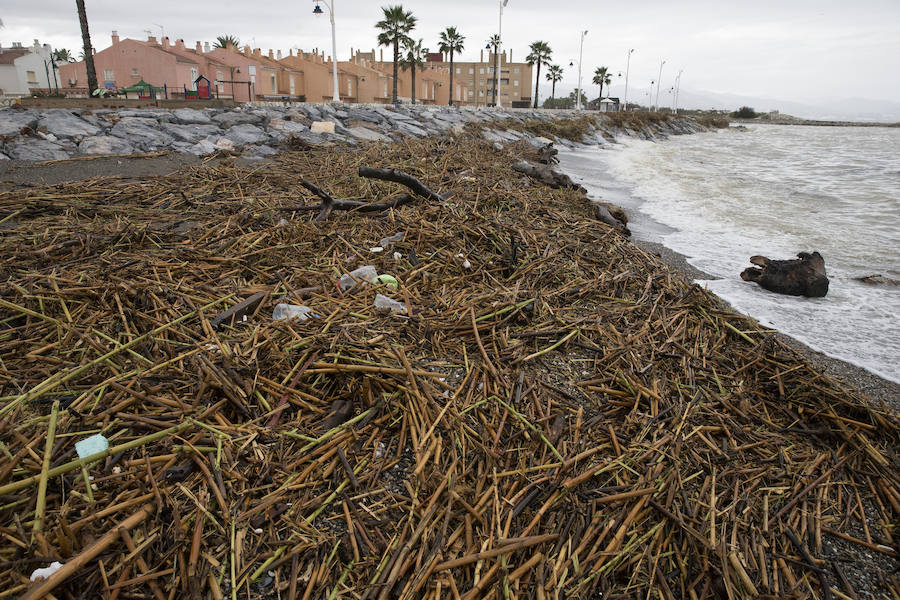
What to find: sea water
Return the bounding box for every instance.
[558,124,900,383]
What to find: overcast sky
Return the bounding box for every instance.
[3,0,899,108]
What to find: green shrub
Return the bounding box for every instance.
[731,106,758,119]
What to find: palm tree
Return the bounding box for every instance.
[75,0,98,94]
[401,38,428,104]
[437,26,465,106]
[526,41,552,109]
[213,35,240,49]
[376,5,417,105]
[546,64,563,100]
[592,66,611,102]
[52,48,75,63]
[487,34,501,106]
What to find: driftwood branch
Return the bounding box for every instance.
[358,167,446,201]
[512,161,585,192]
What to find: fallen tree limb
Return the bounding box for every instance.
[358,167,446,201]
[512,160,585,192]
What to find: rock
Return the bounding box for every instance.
[740,252,829,297]
[109,118,174,151]
[854,274,900,285]
[224,123,268,146]
[269,119,310,135]
[345,108,382,123]
[211,111,263,128]
[161,123,222,142]
[0,110,38,136]
[512,160,585,192]
[481,130,505,144]
[78,135,135,155]
[38,110,100,139]
[117,110,169,120]
[0,152,9,160]
[187,139,217,156]
[242,145,278,159]
[6,139,70,161]
[172,108,213,124]
[396,121,428,138]
[347,126,389,142]
[214,138,235,151]
[310,121,336,134]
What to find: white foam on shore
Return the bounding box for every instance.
[558,125,900,383]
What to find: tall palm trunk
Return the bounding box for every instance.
[75,0,98,94]
[448,50,454,106]
[533,62,542,109]
[551,80,556,100]
[411,63,416,104]
[392,39,399,105]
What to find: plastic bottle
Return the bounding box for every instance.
[272,304,316,321]
[374,293,407,313]
[339,265,378,291]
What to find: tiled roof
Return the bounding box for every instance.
[0,49,29,65]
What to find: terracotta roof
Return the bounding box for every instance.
[0,49,29,65]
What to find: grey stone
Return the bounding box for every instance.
[0,110,38,136]
[172,108,213,124]
[78,135,135,155]
[6,139,70,161]
[187,140,217,156]
[38,110,100,139]
[0,152,9,160]
[109,118,175,151]
[242,145,278,159]
[345,108,382,123]
[211,111,263,128]
[268,119,309,135]
[117,110,168,119]
[396,122,428,137]
[224,123,268,145]
[300,105,322,120]
[347,126,389,142]
[162,122,222,142]
[481,130,504,144]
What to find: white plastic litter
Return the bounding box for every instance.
[393,252,403,262]
[339,265,378,291]
[272,304,316,321]
[369,246,384,253]
[374,294,407,313]
[378,231,405,249]
[75,434,108,459]
[30,561,64,581]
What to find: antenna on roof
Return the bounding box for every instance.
[144,29,153,39]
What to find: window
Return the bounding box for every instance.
[190,67,198,90]
[468,68,473,74]
[479,67,484,74]
[347,78,352,96]
[479,79,484,86]
[131,68,139,77]
[468,90,473,97]
[248,65,256,75]
[289,75,295,94]
[271,74,277,92]
[216,70,223,81]
[514,80,519,87]
[479,90,484,97]
[455,67,460,74]
[488,67,494,74]
[103,69,114,82]
[514,68,520,74]
[26,71,38,84]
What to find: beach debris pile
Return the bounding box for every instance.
[0,133,897,599]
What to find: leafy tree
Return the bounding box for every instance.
[400,38,427,104]
[52,48,75,63]
[486,34,501,105]
[438,26,464,106]
[75,0,98,94]
[376,5,417,105]
[543,96,573,109]
[568,89,587,108]
[592,66,610,99]
[213,35,240,49]
[526,41,552,109]
[731,106,758,118]
[546,64,563,100]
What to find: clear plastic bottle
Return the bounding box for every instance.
[374,293,407,313]
[272,304,315,321]
[339,265,378,291]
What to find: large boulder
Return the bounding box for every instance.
[161,122,222,142]
[212,111,263,128]
[172,108,213,124]
[268,119,310,135]
[347,126,389,142]
[187,139,217,156]
[0,110,38,137]
[6,139,70,161]
[37,110,100,139]
[740,252,829,297]
[78,135,135,155]
[224,123,268,146]
[109,117,174,151]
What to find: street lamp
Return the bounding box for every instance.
[653,59,665,112]
[623,48,634,112]
[673,69,683,114]
[313,2,340,103]
[575,30,587,110]
[495,0,509,108]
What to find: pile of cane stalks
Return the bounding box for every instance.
[0,127,898,600]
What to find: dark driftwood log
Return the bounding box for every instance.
[538,144,559,165]
[358,167,446,201]
[298,180,417,221]
[512,161,585,192]
[210,292,267,330]
[740,251,829,297]
[592,203,631,236]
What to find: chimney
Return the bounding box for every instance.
[277,49,282,59]
[268,49,274,59]
[175,39,185,50]
[148,36,157,44]
[243,45,251,54]
[509,49,513,62]
[162,36,169,48]
[204,42,210,53]
[289,49,293,57]
[196,41,202,52]
[253,48,261,57]
[111,31,120,44]
[480,49,484,62]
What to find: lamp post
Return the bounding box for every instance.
[623,48,634,112]
[495,0,509,108]
[653,59,665,112]
[313,2,341,103]
[576,30,587,110]
[673,69,683,114]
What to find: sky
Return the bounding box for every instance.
[3,0,900,113]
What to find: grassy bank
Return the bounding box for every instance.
[0,129,897,598]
